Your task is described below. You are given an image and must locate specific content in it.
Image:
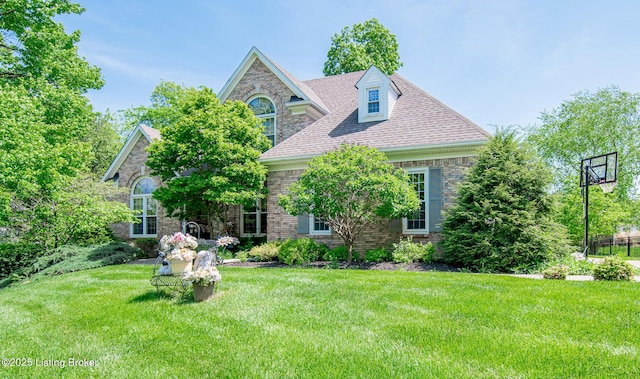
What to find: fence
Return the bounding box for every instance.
[594,236,640,257]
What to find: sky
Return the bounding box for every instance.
[58,0,640,132]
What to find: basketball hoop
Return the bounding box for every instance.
[599,181,617,193]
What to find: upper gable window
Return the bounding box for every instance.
[248,97,276,147]
[368,89,380,114]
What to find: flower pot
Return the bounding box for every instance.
[193,283,215,302]
[169,259,192,275]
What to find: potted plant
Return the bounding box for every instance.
[160,232,198,274]
[183,266,222,302]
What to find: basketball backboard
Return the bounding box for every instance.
[580,152,617,187]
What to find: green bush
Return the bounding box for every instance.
[133,238,160,258]
[365,247,392,262]
[542,265,569,280]
[31,242,141,278]
[392,236,433,263]
[278,238,327,265]
[323,245,349,262]
[593,256,635,281]
[555,254,595,275]
[248,242,280,262]
[235,250,249,263]
[0,242,42,279]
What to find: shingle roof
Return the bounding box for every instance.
[140,124,161,141]
[267,55,329,113]
[261,71,491,161]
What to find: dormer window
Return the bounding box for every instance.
[355,66,401,123]
[368,89,380,114]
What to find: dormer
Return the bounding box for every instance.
[355,66,402,123]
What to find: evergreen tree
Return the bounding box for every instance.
[442,131,572,273]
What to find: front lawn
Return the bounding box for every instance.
[0,265,638,378]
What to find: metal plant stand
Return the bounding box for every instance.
[150,253,190,294]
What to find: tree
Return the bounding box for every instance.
[323,18,402,76]
[17,174,137,250]
[278,144,419,263]
[553,182,630,246]
[87,111,124,176]
[526,86,640,243]
[442,131,572,273]
[527,86,640,200]
[146,85,271,235]
[0,0,103,91]
[0,0,134,253]
[122,80,189,132]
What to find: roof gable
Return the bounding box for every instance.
[101,124,160,181]
[218,47,328,115]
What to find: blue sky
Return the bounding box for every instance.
[58,0,640,132]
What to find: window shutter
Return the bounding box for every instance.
[389,219,402,233]
[297,213,309,234]
[429,168,443,232]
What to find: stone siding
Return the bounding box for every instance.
[264,156,476,254]
[110,135,182,241]
[226,59,313,143]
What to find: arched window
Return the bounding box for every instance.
[131,177,158,237]
[248,97,276,147]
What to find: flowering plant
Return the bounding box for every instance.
[216,235,239,248]
[183,266,222,286]
[160,232,198,261]
[166,248,196,261]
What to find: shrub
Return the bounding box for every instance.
[542,265,569,280]
[248,242,280,262]
[235,250,249,263]
[392,236,434,263]
[323,245,349,262]
[593,256,635,281]
[134,238,160,258]
[0,242,42,279]
[365,247,392,262]
[278,238,327,265]
[31,242,141,278]
[557,254,595,275]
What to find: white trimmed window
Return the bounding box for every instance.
[131,177,158,237]
[248,97,276,147]
[404,168,428,233]
[367,88,380,114]
[241,199,267,236]
[310,214,331,235]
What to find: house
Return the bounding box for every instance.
[103,46,491,251]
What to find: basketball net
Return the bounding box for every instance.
[599,181,617,193]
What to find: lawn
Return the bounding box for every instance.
[0,265,639,378]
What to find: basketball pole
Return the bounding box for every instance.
[583,165,590,258]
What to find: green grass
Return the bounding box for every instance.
[1,266,639,378]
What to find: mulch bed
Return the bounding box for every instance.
[222,260,460,272]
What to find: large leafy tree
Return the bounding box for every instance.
[146,85,271,235]
[323,18,402,76]
[122,80,189,133]
[0,0,132,251]
[527,86,640,200]
[442,131,572,273]
[526,86,640,241]
[278,144,419,263]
